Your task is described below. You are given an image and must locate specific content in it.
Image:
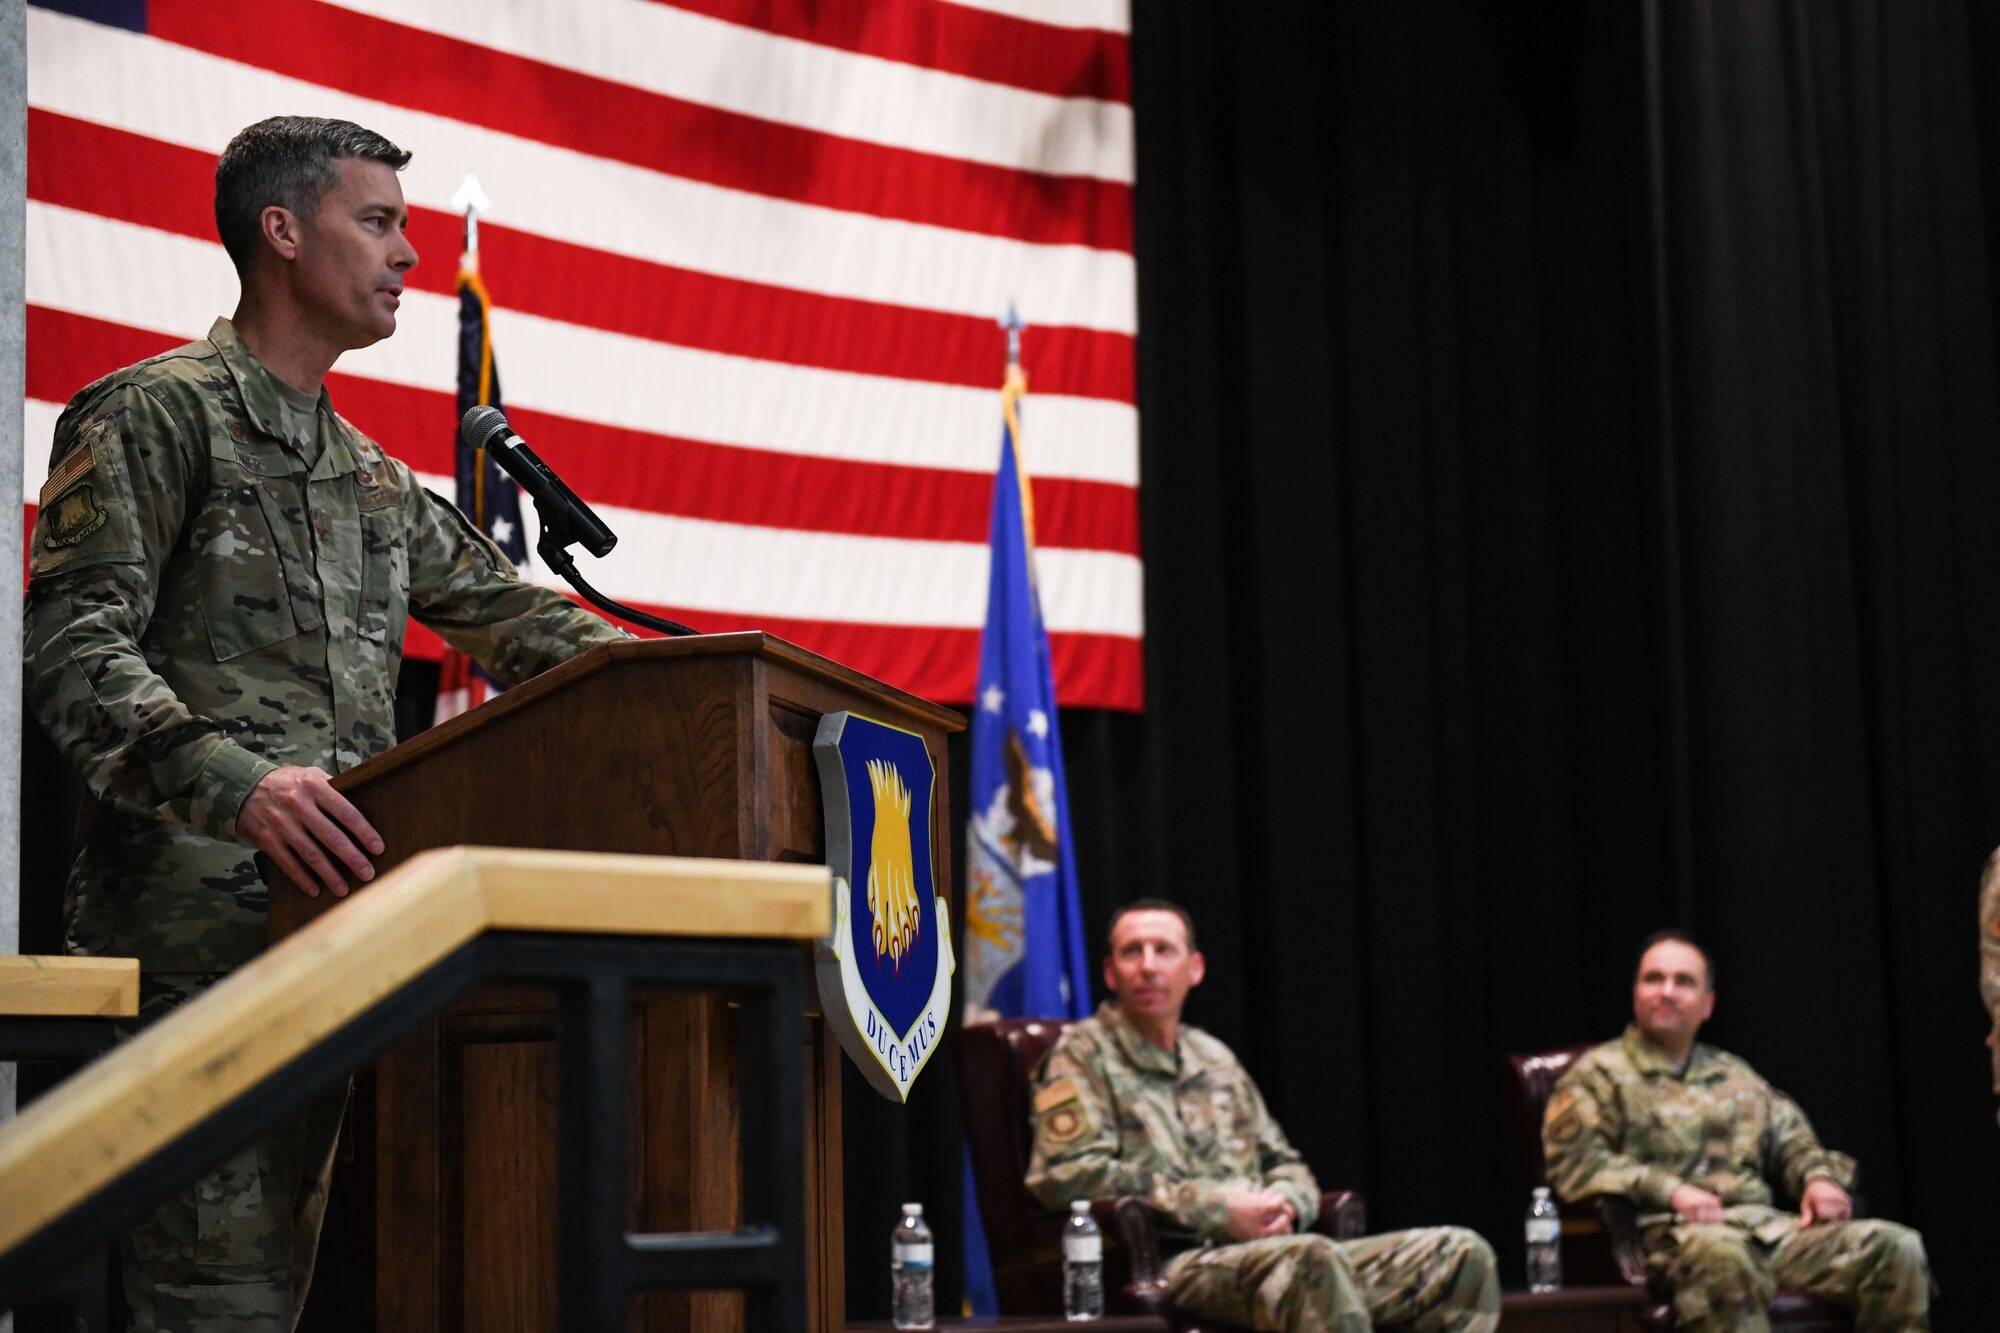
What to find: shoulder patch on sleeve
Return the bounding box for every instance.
[1034,1077,1081,1114]
[42,481,109,549]
[39,435,100,511]
[1033,1076,1094,1147]
[31,414,141,574]
[1544,1088,1585,1146]
[1547,1105,1585,1147]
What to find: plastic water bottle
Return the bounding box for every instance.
[1063,1199,1104,1320]
[1526,1185,1562,1293]
[890,1202,935,1329]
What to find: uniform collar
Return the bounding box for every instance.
[206,317,360,479]
[1099,999,1187,1078]
[1620,1024,1724,1082]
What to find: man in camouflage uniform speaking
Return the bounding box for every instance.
[23,117,625,1328]
[1025,900,1499,1332]
[1541,930,1930,1331]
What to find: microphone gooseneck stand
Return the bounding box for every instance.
[535,514,699,638]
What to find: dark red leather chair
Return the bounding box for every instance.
[959,1017,1366,1331]
[1501,1045,1850,1331]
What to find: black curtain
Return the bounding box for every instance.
[1021,0,2000,1317]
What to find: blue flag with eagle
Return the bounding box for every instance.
[960,356,1094,1313]
[435,265,528,722]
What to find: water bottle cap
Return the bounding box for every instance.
[1532,1186,1551,1199]
[903,1203,924,1216]
[1071,1200,1091,1214]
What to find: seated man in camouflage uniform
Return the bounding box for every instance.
[23,117,626,1329]
[1025,899,1499,1332]
[1541,930,1930,1332]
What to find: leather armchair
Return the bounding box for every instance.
[960,1017,1365,1331]
[1500,1046,1850,1330]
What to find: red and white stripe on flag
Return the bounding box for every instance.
[432,646,490,725]
[23,0,1143,710]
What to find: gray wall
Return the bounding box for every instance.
[1,0,26,1139]
[1,12,26,1333]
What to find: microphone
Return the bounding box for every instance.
[459,405,617,559]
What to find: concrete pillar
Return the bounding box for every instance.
[0,0,25,1141]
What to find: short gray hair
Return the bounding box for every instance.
[214,116,411,276]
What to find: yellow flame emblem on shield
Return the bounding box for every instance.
[866,758,921,968]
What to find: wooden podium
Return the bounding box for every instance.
[269,634,963,1333]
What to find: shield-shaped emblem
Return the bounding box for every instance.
[814,712,954,1102]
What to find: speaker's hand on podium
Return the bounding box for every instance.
[239,765,386,898]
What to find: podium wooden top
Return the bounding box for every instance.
[339,631,963,794]
[267,630,963,931]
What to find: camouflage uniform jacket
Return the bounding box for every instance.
[24,318,624,974]
[1025,1001,1320,1246]
[1542,1027,1856,1241]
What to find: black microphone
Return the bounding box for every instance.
[459,405,617,559]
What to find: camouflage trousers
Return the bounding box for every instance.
[117,973,346,1333]
[1163,1225,1500,1333]
[1645,1216,1930,1333]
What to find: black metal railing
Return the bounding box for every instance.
[0,932,808,1332]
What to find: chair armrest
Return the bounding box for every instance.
[1046,1196,1171,1318]
[1092,1196,1164,1286]
[1089,1189,1369,1318]
[1082,1187,1370,1316]
[1587,1195,1651,1288]
[1311,1190,1367,1240]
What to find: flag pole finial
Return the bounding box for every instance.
[451,171,492,265]
[999,302,1027,370]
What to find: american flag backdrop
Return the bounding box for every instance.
[23,0,1143,710]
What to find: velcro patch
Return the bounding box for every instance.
[38,438,98,510]
[1034,1078,1081,1114]
[1545,1092,1585,1146]
[1042,1104,1088,1145]
[43,484,108,548]
[1034,1077,1092,1146]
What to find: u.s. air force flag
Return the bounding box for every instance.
[961,356,1095,1314]
[963,362,1093,1027]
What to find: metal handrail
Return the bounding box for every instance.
[0,846,829,1331]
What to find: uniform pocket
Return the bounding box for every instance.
[122,1137,281,1271]
[192,1139,283,1268]
[150,1279,293,1323]
[356,504,409,655]
[191,463,300,660]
